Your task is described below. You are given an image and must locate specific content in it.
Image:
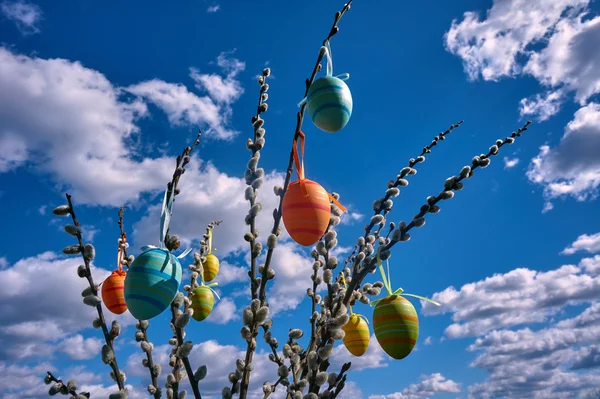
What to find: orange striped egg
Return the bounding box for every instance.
[202,254,220,283]
[282,179,331,246]
[191,286,214,321]
[373,295,419,360]
[101,270,127,315]
[342,314,370,357]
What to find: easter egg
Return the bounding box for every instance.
[373,295,419,360]
[282,179,331,246]
[124,248,182,320]
[306,76,353,133]
[101,270,128,315]
[342,314,370,357]
[202,253,220,283]
[191,286,215,322]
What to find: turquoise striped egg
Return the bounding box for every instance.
[124,248,182,320]
[307,76,353,133]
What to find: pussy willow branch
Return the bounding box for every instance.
[160,132,204,399]
[343,121,533,308]
[350,121,463,275]
[163,129,202,250]
[118,207,162,398]
[238,2,354,398]
[63,193,125,392]
[45,371,88,397]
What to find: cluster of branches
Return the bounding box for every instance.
[44,1,532,398]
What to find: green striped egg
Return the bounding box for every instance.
[124,248,182,320]
[306,76,352,133]
[373,295,419,360]
[191,286,214,322]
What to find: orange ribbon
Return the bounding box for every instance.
[291,131,347,213]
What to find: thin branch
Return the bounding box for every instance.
[238,2,354,397]
[45,371,88,397]
[63,193,125,391]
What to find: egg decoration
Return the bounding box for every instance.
[306,76,353,133]
[124,248,182,320]
[342,314,370,357]
[202,253,220,283]
[373,295,419,360]
[282,179,331,246]
[191,286,215,322]
[102,270,128,315]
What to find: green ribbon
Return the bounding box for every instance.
[370,247,441,308]
[198,281,220,300]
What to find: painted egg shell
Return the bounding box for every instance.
[306,76,353,133]
[282,179,331,246]
[124,248,182,320]
[342,314,370,357]
[101,270,128,315]
[202,253,220,283]
[373,295,419,360]
[191,286,215,322]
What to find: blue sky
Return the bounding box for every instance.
[1,0,600,398]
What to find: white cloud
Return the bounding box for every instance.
[0,361,56,398]
[190,51,245,104]
[369,373,461,399]
[444,0,590,82]
[519,90,564,121]
[0,0,41,34]
[0,256,8,269]
[423,336,432,345]
[503,156,519,169]
[579,255,600,275]
[207,4,220,13]
[57,334,103,360]
[0,251,136,360]
[466,303,600,398]
[0,46,245,206]
[207,297,239,325]
[38,205,46,215]
[527,103,600,205]
[562,232,600,255]
[422,263,600,338]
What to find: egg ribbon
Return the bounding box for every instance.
[99,233,129,288]
[340,272,369,325]
[197,281,221,301]
[149,183,192,262]
[370,247,440,308]
[297,40,350,107]
[207,229,214,254]
[292,131,348,213]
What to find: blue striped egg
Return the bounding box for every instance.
[306,76,353,133]
[124,248,182,320]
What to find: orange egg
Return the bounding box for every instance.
[101,270,127,315]
[282,179,331,246]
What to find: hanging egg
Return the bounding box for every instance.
[306,76,353,133]
[124,248,182,320]
[282,179,331,246]
[342,314,370,357]
[191,286,215,322]
[101,270,128,315]
[202,253,220,283]
[373,295,419,360]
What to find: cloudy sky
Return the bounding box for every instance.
[0,0,599,398]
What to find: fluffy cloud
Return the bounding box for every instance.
[503,156,519,169]
[208,297,239,325]
[562,232,600,255]
[422,264,600,338]
[0,0,41,35]
[467,303,600,398]
[445,0,600,207]
[0,251,136,360]
[0,47,244,206]
[369,373,461,399]
[527,103,600,204]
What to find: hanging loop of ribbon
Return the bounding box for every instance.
[159,182,177,249]
[199,281,221,300]
[207,230,213,254]
[292,131,306,181]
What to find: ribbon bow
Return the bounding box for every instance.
[298,40,350,107]
[292,131,347,213]
[370,247,441,308]
[197,281,221,301]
